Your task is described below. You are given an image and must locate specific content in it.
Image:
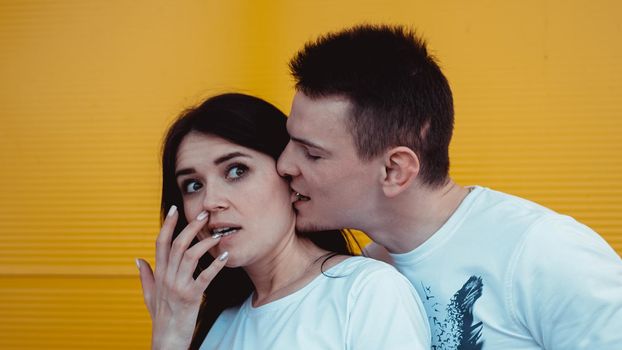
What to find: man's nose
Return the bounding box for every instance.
[277,141,299,177]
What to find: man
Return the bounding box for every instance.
[277,24,622,349]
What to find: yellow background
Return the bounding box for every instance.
[1,1,620,348]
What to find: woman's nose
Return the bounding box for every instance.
[201,187,229,212]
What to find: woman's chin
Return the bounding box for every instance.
[225,252,259,269]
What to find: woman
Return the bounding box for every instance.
[137,93,430,349]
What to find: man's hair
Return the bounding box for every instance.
[290,24,454,186]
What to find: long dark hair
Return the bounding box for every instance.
[160,93,354,349]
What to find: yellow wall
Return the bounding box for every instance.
[0,1,620,348]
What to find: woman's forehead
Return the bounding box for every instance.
[175,132,271,171]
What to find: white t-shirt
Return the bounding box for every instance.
[366,186,622,349]
[200,256,430,349]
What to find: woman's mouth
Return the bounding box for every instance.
[211,226,241,239]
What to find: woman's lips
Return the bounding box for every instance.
[211,227,240,239]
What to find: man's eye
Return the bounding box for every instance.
[184,180,202,193]
[304,150,321,160]
[226,164,248,180]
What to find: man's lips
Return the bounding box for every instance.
[296,192,311,201]
[291,190,311,203]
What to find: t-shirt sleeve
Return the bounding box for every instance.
[346,263,431,350]
[510,216,622,349]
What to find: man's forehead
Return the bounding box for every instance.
[291,91,351,113]
[288,92,352,136]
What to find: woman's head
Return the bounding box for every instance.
[162,93,291,237]
[160,93,352,348]
[174,132,297,267]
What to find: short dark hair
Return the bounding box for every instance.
[160,93,352,348]
[290,24,454,186]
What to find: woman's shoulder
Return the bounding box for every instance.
[321,256,422,319]
[329,254,398,269]
[324,255,407,285]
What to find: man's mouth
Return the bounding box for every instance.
[295,192,311,202]
[210,226,241,239]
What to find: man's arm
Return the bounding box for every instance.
[510,216,622,349]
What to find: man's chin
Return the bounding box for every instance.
[294,207,340,233]
[295,220,335,234]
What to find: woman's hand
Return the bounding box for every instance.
[137,206,228,350]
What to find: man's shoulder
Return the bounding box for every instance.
[466,186,566,231]
[472,186,555,215]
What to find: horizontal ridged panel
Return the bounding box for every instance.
[1,1,621,349]
[0,277,150,349]
[0,1,250,348]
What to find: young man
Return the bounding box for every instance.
[277,24,622,349]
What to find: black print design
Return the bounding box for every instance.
[422,276,484,350]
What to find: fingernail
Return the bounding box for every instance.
[135,258,141,270]
[197,211,208,221]
[218,251,229,261]
[167,205,177,217]
[212,233,223,239]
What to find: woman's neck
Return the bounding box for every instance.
[243,236,332,307]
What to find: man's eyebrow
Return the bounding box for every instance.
[290,136,324,150]
[175,152,251,178]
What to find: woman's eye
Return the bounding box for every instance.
[184,180,202,193]
[226,164,248,180]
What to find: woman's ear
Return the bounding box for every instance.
[380,147,420,198]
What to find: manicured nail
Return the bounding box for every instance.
[218,251,229,261]
[197,211,208,221]
[135,258,141,270]
[167,205,177,217]
[212,233,223,239]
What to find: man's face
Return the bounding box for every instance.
[277,91,380,232]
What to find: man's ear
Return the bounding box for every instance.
[380,147,420,198]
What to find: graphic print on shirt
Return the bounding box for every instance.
[421,276,484,350]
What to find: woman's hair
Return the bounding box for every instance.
[160,93,354,349]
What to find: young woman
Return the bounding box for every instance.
[137,93,430,349]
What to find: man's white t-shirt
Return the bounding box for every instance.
[367,186,622,349]
[200,256,430,349]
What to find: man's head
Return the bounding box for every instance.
[277,24,455,232]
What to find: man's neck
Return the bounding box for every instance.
[366,179,470,254]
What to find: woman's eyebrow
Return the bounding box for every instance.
[213,151,251,165]
[175,167,195,178]
[175,152,252,178]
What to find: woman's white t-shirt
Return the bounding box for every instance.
[200,256,430,349]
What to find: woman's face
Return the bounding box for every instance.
[175,132,297,267]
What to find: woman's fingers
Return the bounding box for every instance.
[176,235,222,285]
[155,205,179,279]
[136,258,156,320]
[165,211,209,283]
[194,250,229,293]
